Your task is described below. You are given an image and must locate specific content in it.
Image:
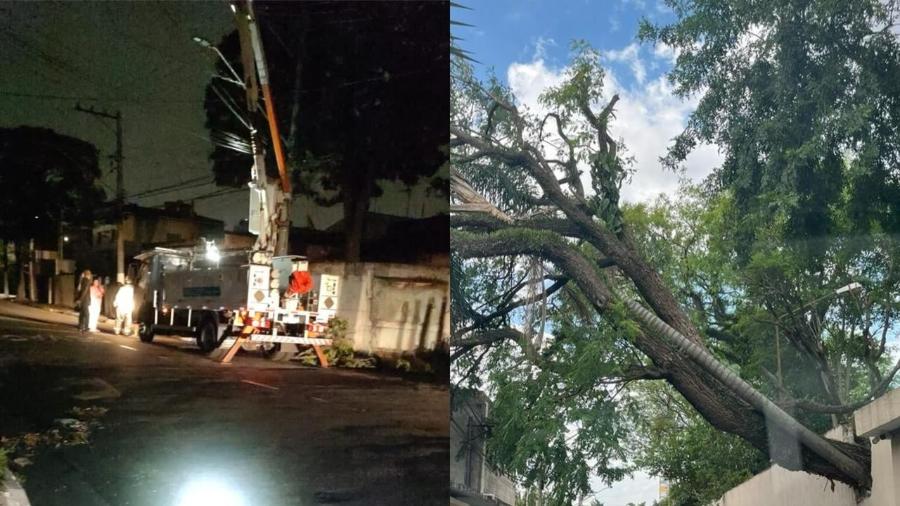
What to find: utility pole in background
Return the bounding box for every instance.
[75,104,126,282]
[75,104,123,200]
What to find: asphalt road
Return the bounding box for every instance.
[0,301,449,505]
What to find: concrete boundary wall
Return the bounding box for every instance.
[713,390,900,506]
[310,261,449,354]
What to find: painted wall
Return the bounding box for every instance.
[51,273,75,307]
[450,390,517,506]
[712,463,856,506]
[310,261,449,354]
[482,470,517,506]
[713,391,900,506]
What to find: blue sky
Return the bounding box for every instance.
[453,0,723,205]
[454,0,676,86]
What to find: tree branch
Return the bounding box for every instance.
[451,213,583,239]
[781,357,900,414]
[457,277,569,337]
[541,112,584,198]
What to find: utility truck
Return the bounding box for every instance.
[133,0,340,363]
[133,244,339,357]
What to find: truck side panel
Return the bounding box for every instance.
[162,266,248,309]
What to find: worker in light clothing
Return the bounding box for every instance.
[113,276,135,336]
[88,278,104,332]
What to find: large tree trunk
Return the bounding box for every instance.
[342,167,372,263]
[452,229,871,488]
[16,241,26,301]
[2,240,8,297]
[634,323,870,485]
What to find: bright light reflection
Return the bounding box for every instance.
[206,241,221,262]
[174,477,247,506]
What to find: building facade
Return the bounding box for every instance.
[88,201,225,282]
[450,389,517,506]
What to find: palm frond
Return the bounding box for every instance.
[451,2,478,63]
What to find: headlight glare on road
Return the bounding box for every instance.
[175,476,247,506]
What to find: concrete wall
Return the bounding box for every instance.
[482,470,516,506]
[223,232,255,250]
[52,274,75,307]
[311,261,449,354]
[450,390,517,506]
[713,463,856,506]
[450,392,487,493]
[713,390,900,506]
[865,436,900,506]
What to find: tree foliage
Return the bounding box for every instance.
[0,126,104,243]
[631,382,767,505]
[640,0,900,251]
[631,3,900,497]
[450,27,898,500]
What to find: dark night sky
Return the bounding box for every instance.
[0,1,446,229]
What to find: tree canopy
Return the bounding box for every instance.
[640,0,900,250]
[0,126,104,243]
[450,11,900,497]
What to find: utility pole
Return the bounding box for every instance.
[28,239,36,303]
[234,0,293,258]
[75,104,124,201]
[75,104,126,282]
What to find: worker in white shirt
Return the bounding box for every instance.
[113,276,135,336]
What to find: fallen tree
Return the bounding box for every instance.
[449,39,897,493]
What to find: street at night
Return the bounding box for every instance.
[0,301,448,505]
[0,1,450,504]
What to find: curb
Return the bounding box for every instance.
[3,301,117,333]
[1,469,31,506]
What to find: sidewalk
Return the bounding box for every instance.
[0,300,120,335]
[20,301,78,318]
[1,469,30,506]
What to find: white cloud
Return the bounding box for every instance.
[533,36,557,61]
[652,41,679,65]
[620,0,648,9]
[507,58,565,113]
[505,45,723,205]
[604,43,647,84]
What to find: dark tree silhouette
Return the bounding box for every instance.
[0,126,105,297]
[202,1,449,261]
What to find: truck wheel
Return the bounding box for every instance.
[197,320,219,353]
[139,324,155,343]
[260,342,281,358]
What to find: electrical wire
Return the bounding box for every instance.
[0,90,202,105]
[129,177,215,200]
[187,187,246,201]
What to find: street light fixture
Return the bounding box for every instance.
[192,36,245,88]
[772,281,864,408]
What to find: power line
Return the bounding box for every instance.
[189,187,246,201]
[129,177,214,200]
[0,90,202,104]
[0,90,242,155]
